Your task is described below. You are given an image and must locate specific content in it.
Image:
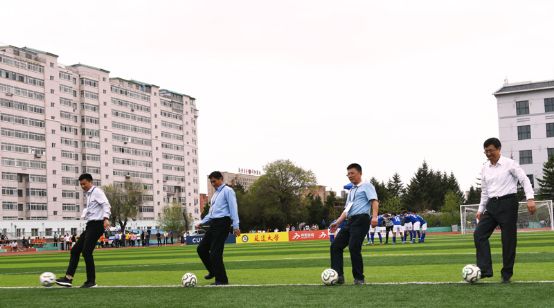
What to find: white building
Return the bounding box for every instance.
[0,45,200,238]
[494,80,554,190]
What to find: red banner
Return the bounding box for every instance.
[288,230,329,241]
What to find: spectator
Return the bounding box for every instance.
[169,230,174,245]
[140,231,145,247]
[146,229,151,247]
[163,231,168,245]
[156,231,162,247]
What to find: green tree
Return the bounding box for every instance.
[386,173,405,197]
[403,162,465,212]
[159,201,188,234]
[465,185,481,204]
[538,155,554,199]
[306,194,324,226]
[103,178,144,237]
[240,159,317,230]
[380,195,402,214]
[441,190,463,226]
[370,177,390,204]
[403,161,432,211]
[201,203,210,219]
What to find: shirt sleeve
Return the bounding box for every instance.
[510,162,535,200]
[364,184,378,201]
[200,208,211,225]
[478,166,489,213]
[227,188,240,229]
[97,189,111,219]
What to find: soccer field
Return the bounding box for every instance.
[1,232,553,307]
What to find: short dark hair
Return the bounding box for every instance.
[483,137,501,149]
[78,173,93,182]
[347,163,362,173]
[208,171,224,180]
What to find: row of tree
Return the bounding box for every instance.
[201,160,469,231]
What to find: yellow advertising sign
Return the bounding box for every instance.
[236,232,290,244]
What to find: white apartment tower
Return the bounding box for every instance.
[0,45,199,234]
[494,80,554,190]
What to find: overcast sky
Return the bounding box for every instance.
[3,0,554,194]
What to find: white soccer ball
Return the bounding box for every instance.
[462,264,481,283]
[39,272,56,287]
[181,272,197,287]
[321,268,339,286]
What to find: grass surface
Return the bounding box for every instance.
[1,232,553,307]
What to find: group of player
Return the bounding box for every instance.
[366,211,428,245]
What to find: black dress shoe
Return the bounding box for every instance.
[211,281,228,285]
[204,273,215,280]
[80,281,97,288]
[481,273,493,279]
[336,276,345,285]
[501,276,511,283]
[55,276,73,287]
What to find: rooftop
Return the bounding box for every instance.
[494,80,554,96]
[70,63,110,74]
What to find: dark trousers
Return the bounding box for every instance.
[66,220,104,283]
[385,226,393,243]
[197,217,231,283]
[474,195,519,280]
[330,214,370,280]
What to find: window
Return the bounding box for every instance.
[519,150,533,165]
[547,123,554,138]
[548,148,554,159]
[517,125,531,140]
[545,98,554,113]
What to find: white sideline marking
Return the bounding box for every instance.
[2,280,554,289]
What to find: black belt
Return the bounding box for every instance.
[348,214,370,220]
[489,193,516,201]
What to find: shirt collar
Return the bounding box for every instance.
[87,185,96,194]
[487,155,506,167]
[352,180,364,188]
[215,184,226,192]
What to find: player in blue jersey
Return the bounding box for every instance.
[367,215,384,245]
[402,211,417,243]
[414,214,428,243]
[391,213,404,244]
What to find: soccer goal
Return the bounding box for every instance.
[460,200,554,235]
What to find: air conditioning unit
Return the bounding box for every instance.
[123,137,130,144]
[34,153,42,159]
[131,109,135,112]
[5,92,13,97]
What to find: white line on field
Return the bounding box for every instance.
[2,280,554,289]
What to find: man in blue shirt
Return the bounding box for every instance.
[195,171,241,285]
[329,163,379,285]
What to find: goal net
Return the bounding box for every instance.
[460,200,554,235]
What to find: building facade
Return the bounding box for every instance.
[494,80,554,190]
[0,45,199,237]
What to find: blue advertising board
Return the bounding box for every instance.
[185,234,236,245]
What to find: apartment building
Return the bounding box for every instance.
[0,45,199,237]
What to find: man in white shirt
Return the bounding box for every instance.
[474,138,536,283]
[56,173,111,288]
